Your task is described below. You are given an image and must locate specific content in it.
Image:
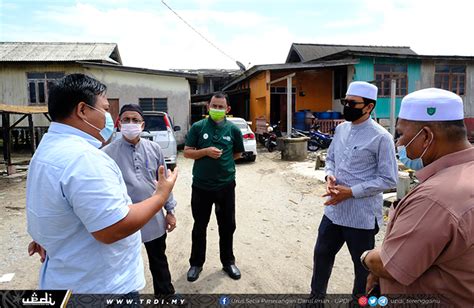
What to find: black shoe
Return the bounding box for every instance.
[187,266,202,282]
[223,264,241,280]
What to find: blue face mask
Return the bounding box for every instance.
[397,128,433,171]
[83,105,114,142]
[100,112,114,141]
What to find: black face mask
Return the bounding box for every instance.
[343,105,366,122]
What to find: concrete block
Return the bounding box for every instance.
[281,137,310,161]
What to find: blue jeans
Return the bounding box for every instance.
[311,215,379,297]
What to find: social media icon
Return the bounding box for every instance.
[358,296,368,306]
[219,296,230,306]
[378,296,389,307]
[368,296,378,307]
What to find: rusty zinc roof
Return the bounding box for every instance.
[0,42,122,65]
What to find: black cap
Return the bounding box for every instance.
[119,104,144,120]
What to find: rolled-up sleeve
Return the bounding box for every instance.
[61,152,131,233]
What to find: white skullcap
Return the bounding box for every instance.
[346,81,378,100]
[399,88,464,121]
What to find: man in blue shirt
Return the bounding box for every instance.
[310,81,398,298]
[103,104,177,296]
[26,74,177,293]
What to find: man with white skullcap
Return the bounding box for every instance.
[310,81,398,299]
[362,88,473,307]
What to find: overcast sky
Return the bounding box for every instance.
[1,0,473,70]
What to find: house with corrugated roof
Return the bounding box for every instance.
[288,43,474,121]
[223,43,420,132]
[0,42,196,144]
[223,43,474,139]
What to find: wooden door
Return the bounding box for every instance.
[108,98,120,124]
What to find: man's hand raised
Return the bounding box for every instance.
[154,166,178,199]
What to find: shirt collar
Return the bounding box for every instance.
[350,118,372,130]
[416,147,474,183]
[207,117,227,127]
[48,122,102,148]
[119,136,141,148]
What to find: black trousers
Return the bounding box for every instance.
[189,181,236,267]
[143,233,175,296]
[311,215,379,297]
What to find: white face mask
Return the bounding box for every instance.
[121,123,143,140]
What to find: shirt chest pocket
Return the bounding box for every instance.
[349,148,376,170]
[139,155,158,181]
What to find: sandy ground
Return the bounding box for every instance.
[0,147,386,294]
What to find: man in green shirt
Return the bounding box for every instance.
[184,92,245,282]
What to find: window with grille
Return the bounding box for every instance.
[374,64,408,97]
[434,65,465,95]
[139,98,168,112]
[27,72,64,104]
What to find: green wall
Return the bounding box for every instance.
[353,57,421,118]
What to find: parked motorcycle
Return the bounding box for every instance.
[293,125,333,151]
[308,124,333,151]
[263,122,282,152]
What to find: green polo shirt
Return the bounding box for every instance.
[185,117,245,191]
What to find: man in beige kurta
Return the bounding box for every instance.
[361,88,474,307]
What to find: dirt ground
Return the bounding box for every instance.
[0,147,386,294]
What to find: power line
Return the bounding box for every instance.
[161,0,236,63]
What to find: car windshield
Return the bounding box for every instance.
[144,115,167,131]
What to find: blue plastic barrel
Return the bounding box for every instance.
[319,112,332,119]
[294,122,305,130]
[294,111,305,130]
[295,112,306,120]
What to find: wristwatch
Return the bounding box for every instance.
[360,250,371,271]
[167,209,175,216]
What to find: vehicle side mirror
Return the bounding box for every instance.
[174,126,181,132]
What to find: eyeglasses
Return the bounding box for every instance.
[120,118,143,124]
[340,99,367,108]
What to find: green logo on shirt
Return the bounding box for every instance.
[427,107,436,116]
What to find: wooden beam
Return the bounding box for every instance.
[10,114,28,129]
[28,114,36,154]
[0,104,48,114]
[269,73,296,85]
[2,113,12,174]
[287,76,293,136]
